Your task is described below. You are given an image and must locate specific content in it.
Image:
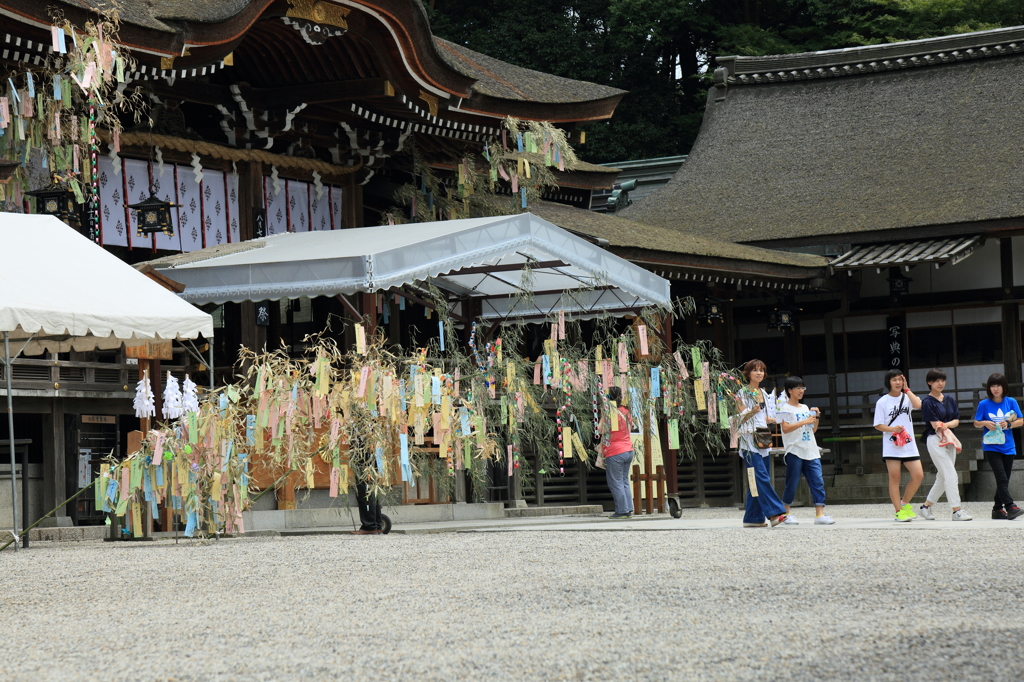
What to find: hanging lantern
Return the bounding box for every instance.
[696,295,724,325]
[887,268,912,296]
[27,179,77,223]
[128,193,177,236]
[768,305,796,331]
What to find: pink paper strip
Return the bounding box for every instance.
[507,445,513,476]
[356,366,370,397]
[533,362,541,385]
[618,342,628,373]
[329,467,340,497]
[51,26,61,52]
[638,325,649,356]
[121,466,130,495]
[558,311,565,339]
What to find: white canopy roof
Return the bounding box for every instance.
[0,214,214,354]
[150,213,671,321]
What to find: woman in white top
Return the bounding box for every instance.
[777,376,834,525]
[734,359,790,528]
[873,368,923,522]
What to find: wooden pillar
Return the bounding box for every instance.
[41,398,66,517]
[344,174,363,228]
[361,292,377,337]
[660,313,678,496]
[237,160,263,242]
[1001,238,1022,386]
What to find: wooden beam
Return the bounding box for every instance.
[152,78,394,110]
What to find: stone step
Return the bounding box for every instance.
[504,505,604,518]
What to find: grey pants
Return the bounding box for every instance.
[605,450,634,514]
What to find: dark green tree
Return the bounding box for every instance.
[428,0,1024,163]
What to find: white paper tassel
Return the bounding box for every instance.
[182,375,199,414]
[133,369,155,418]
[312,170,324,199]
[271,165,282,195]
[108,144,121,175]
[190,152,204,184]
[162,371,183,420]
[155,145,165,178]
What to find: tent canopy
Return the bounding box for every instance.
[149,213,671,321]
[0,215,214,355]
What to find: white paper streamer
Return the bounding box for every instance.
[190,152,204,184]
[133,370,155,418]
[271,165,282,196]
[312,170,324,199]
[162,371,183,420]
[182,375,199,414]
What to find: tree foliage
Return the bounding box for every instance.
[427,0,1024,163]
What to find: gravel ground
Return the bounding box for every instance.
[3,524,1023,682]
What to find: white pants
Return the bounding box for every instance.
[925,434,961,508]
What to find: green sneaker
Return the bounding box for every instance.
[895,507,914,522]
[900,503,918,520]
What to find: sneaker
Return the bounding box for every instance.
[952,509,973,521]
[900,503,918,520]
[743,522,768,528]
[782,515,800,525]
[992,509,1009,520]
[770,514,791,527]
[814,515,835,525]
[1008,506,1024,521]
[918,505,936,520]
[609,513,633,519]
[895,508,915,522]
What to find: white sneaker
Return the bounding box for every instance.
[918,505,936,520]
[782,515,800,525]
[814,515,835,525]
[952,509,973,521]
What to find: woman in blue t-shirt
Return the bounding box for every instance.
[973,373,1024,520]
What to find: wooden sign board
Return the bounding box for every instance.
[82,415,116,425]
[125,340,173,360]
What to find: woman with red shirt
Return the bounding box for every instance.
[599,386,635,518]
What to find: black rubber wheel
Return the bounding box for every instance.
[668,498,682,519]
[381,514,392,535]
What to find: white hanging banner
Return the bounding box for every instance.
[288,180,310,232]
[310,182,331,231]
[176,164,204,252]
[97,154,128,247]
[203,170,228,247]
[124,158,152,249]
[264,175,288,236]
[227,171,240,243]
[330,185,343,230]
[152,164,182,252]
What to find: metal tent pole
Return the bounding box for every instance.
[4,331,19,552]
[208,336,215,392]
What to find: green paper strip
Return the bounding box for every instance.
[690,348,702,377]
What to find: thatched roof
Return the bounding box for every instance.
[435,39,625,105]
[621,26,1024,245]
[530,201,828,273]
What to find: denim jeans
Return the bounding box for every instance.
[605,450,635,514]
[742,450,786,523]
[782,455,827,506]
[985,450,1016,511]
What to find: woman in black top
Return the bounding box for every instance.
[918,369,972,521]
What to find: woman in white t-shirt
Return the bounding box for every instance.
[873,368,923,522]
[733,359,790,528]
[777,376,834,525]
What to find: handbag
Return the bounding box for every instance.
[754,427,774,449]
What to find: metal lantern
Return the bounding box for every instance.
[888,268,912,296]
[696,295,724,324]
[128,193,177,236]
[768,304,796,331]
[26,181,77,223]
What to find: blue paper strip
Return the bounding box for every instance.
[246,415,256,446]
[400,433,411,482]
[57,28,67,54]
[651,367,661,398]
[375,446,384,472]
[438,320,445,351]
[431,376,441,403]
[460,407,471,436]
[184,511,197,537]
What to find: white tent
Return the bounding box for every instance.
[149,213,671,321]
[1,214,214,550]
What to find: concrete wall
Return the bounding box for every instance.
[0,464,44,529]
